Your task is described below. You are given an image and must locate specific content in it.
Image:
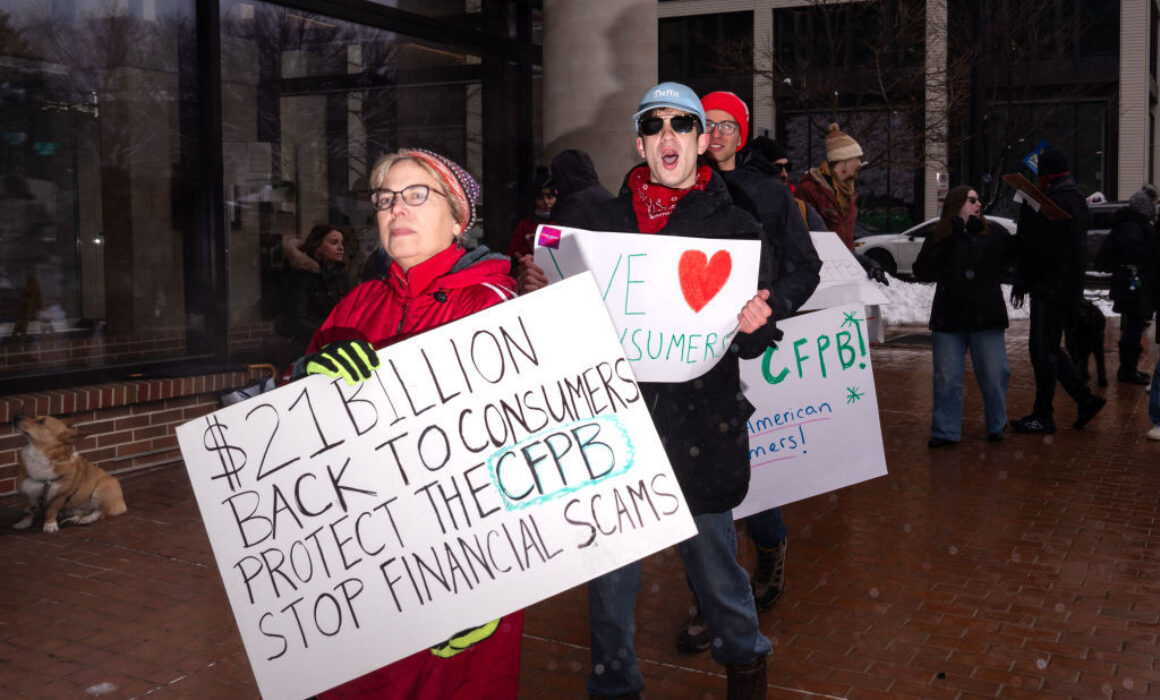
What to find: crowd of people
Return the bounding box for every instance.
[265,81,1159,699]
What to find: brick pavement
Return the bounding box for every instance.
[2,319,1158,699]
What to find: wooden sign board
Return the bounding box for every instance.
[1001,173,1071,221]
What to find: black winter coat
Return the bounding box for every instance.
[1013,175,1089,306]
[720,149,822,320]
[559,166,774,516]
[913,217,1012,333]
[1097,208,1157,317]
[275,261,349,358]
[551,149,614,223]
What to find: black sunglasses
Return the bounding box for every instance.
[967,196,979,204]
[638,114,698,136]
[773,161,793,173]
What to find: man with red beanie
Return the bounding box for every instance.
[669,92,821,655]
[700,91,821,319]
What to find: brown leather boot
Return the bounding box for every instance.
[726,655,768,700]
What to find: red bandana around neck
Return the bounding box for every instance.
[629,164,712,233]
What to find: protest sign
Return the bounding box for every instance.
[734,304,888,518]
[800,231,890,311]
[1002,173,1071,221]
[176,273,697,700]
[532,225,760,383]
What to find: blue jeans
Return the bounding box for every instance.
[931,329,1010,440]
[1151,353,1160,426]
[587,511,771,697]
[745,507,787,548]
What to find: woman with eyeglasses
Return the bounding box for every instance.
[303,149,521,699]
[913,185,1015,447]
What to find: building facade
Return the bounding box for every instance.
[0,0,542,494]
[1,0,1158,496]
[657,0,1153,224]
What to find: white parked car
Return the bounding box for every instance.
[853,216,1017,278]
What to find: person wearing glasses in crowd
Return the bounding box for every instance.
[770,129,889,286]
[299,148,522,700]
[517,81,778,700]
[913,185,1014,447]
[664,91,820,655]
[507,165,557,260]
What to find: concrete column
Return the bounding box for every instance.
[923,0,948,220]
[543,0,658,193]
[1118,0,1151,197]
[753,7,774,135]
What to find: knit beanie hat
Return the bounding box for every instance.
[825,123,862,163]
[748,136,788,164]
[1129,184,1159,216]
[401,148,480,233]
[700,91,750,148]
[1037,148,1069,178]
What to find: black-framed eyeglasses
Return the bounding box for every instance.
[638,114,698,136]
[371,184,446,211]
[967,196,979,204]
[705,119,739,135]
[773,161,793,173]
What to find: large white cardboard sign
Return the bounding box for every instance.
[176,273,696,700]
[800,231,890,310]
[734,304,888,517]
[532,225,760,383]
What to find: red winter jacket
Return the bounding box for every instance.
[795,168,859,251]
[308,243,517,353]
[310,243,522,700]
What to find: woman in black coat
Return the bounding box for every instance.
[913,185,1013,447]
[275,224,350,361]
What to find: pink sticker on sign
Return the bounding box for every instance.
[537,226,562,249]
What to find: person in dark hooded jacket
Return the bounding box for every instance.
[1095,184,1158,384]
[550,148,613,222]
[913,185,1013,446]
[1010,148,1106,434]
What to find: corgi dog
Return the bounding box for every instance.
[12,415,127,533]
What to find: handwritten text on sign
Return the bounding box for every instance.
[800,231,890,311]
[734,304,888,517]
[176,273,697,700]
[533,226,760,383]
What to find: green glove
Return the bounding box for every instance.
[429,618,501,658]
[305,340,381,386]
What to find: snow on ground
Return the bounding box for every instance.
[874,276,1116,327]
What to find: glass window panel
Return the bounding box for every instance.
[219,0,486,369]
[658,12,753,105]
[364,0,516,37]
[0,0,194,380]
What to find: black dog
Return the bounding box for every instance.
[1065,299,1107,387]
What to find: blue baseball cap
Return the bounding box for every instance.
[632,82,706,132]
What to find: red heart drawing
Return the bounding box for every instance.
[678,249,732,313]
